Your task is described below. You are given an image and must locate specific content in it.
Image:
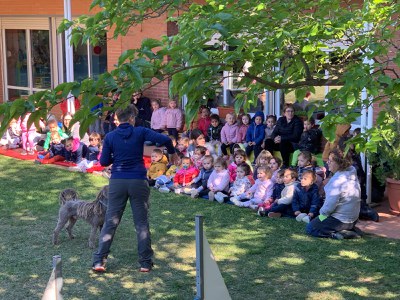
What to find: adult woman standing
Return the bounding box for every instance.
[306,149,362,239]
[267,103,303,166]
[92,104,178,273]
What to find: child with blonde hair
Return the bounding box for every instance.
[232,165,273,209]
[253,150,273,180]
[0,118,21,149]
[257,169,285,216]
[35,131,66,164]
[164,99,183,141]
[43,118,68,151]
[191,146,207,170]
[150,99,166,133]
[207,157,230,202]
[147,148,169,186]
[220,112,239,159]
[214,163,253,204]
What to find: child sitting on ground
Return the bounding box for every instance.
[257,169,285,216]
[64,136,88,165]
[207,157,230,202]
[156,153,184,192]
[35,131,66,164]
[269,156,282,183]
[232,165,273,209]
[172,156,199,193]
[191,146,207,170]
[220,112,239,160]
[190,155,214,198]
[267,168,298,218]
[70,132,103,172]
[296,150,324,186]
[292,170,322,224]
[43,118,68,151]
[176,136,190,157]
[228,149,247,183]
[253,150,273,180]
[147,148,169,186]
[0,118,21,149]
[214,163,253,204]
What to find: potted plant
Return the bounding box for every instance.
[366,100,400,213]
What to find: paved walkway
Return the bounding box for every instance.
[358,200,400,240]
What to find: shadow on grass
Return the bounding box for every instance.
[0,156,399,299]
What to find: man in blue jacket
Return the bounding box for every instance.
[92,104,178,273]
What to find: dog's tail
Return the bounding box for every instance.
[59,188,79,205]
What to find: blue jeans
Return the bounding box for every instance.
[93,179,153,269]
[306,216,357,238]
[268,203,294,217]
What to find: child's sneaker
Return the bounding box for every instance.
[159,186,170,193]
[296,213,308,222]
[257,207,266,217]
[208,191,215,201]
[174,188,181,194]
[183,187,192,194]
[302,215,311,223]
[268,212,282,218]
[190,189,199,198]
[28,150,35,155]
[21,150,28,155]
[214,192,225,204]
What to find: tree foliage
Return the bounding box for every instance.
[1,0,400,175]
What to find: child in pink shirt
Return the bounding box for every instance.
[236,113,251,145]
[18,112,45,155]
[228,149,247,182]
[150,99,166,133]
[164,99,183,141]
[207,157,230,202]
[220,112,239,159]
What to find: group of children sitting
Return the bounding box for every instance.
[148,141,326,221]
[0,115,103,173]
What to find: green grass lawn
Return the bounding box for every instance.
[0,155,399,299]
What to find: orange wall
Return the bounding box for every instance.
[0,0,95,16]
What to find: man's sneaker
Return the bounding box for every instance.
[214,192,225,204]
[191,189,199,198]
[159,186,170,193]
[296,213,308,222]
[249,204,258,210]
[257,207,266,217]
[302,215,311,223]
[208,191,215,201]
[268,212,282,218]
[92,262,106,273]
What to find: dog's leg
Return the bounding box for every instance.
[88,225,98,249]
[53,211,70,245]
[66,217,77,239]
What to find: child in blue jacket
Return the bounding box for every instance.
[245,111,265,163]
[292,170,322,223]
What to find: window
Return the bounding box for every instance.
[4,29,51,100]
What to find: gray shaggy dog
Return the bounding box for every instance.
[53,185,109,249]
